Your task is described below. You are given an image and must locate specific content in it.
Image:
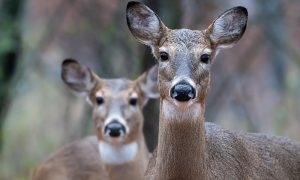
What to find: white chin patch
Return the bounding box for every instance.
[98,141,138,165]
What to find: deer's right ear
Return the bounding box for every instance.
[126,1,168,46]
[61,59,96,97]
[136,64,159,106]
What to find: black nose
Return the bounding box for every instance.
[170,81,196,102]
[104,120,126,137]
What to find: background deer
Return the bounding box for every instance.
[32,59,158,180]
[126,1,300,179]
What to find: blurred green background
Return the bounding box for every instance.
[0,0,299,179]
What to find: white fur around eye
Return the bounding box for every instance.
[130,92,138,99]
[96,91,103,97]
[200,62,211,70]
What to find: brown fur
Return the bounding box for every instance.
[32,59,158,180]
[126,1,300,179]
[32,136,149,180]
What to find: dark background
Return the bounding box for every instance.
[0,0,299,179]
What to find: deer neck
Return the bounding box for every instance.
[102,135,149,179]
[156,99,207,179]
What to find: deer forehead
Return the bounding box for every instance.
[158,29,213,57]
[162,29,210,47]
[95,89,138,99]
[93,79,139,98]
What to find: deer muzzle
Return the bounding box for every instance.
[104,120,126,138]
[170,80,196,102]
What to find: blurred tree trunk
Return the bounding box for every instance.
[258,0,288,134]
[142,47,159,152]
[0,0,23,151]
[259,0,286,91]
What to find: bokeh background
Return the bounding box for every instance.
[0,0,300,179]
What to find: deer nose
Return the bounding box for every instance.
[170,81,196,102]
[104,120,126,137]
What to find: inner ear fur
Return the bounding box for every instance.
[61,59,97,95]
[205,6,248,48]
[126,1,168,46]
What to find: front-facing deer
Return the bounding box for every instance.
[32,59,158,180]
[127,1,300,179]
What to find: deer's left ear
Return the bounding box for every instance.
[136,64,159,105]
[205,6,248,49]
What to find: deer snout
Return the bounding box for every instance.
[170,80,196,102]
[104,120,126,138]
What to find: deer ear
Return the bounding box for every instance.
[137,64,159,105]
[126,1,168,46]
[61,59,97,97]
[206,6,248,49]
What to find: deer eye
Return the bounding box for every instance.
[160,51,169,61]
[129,97,137,106]
[96,97,104,105]
[200,54,210,64]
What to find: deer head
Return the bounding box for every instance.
[61,59,158,163]
[126,1,247,107]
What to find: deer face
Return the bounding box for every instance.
[61,59,158,145]
[126,1,247,106]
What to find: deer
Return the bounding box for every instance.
[126,1,300,179]
[32,59,159,180]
